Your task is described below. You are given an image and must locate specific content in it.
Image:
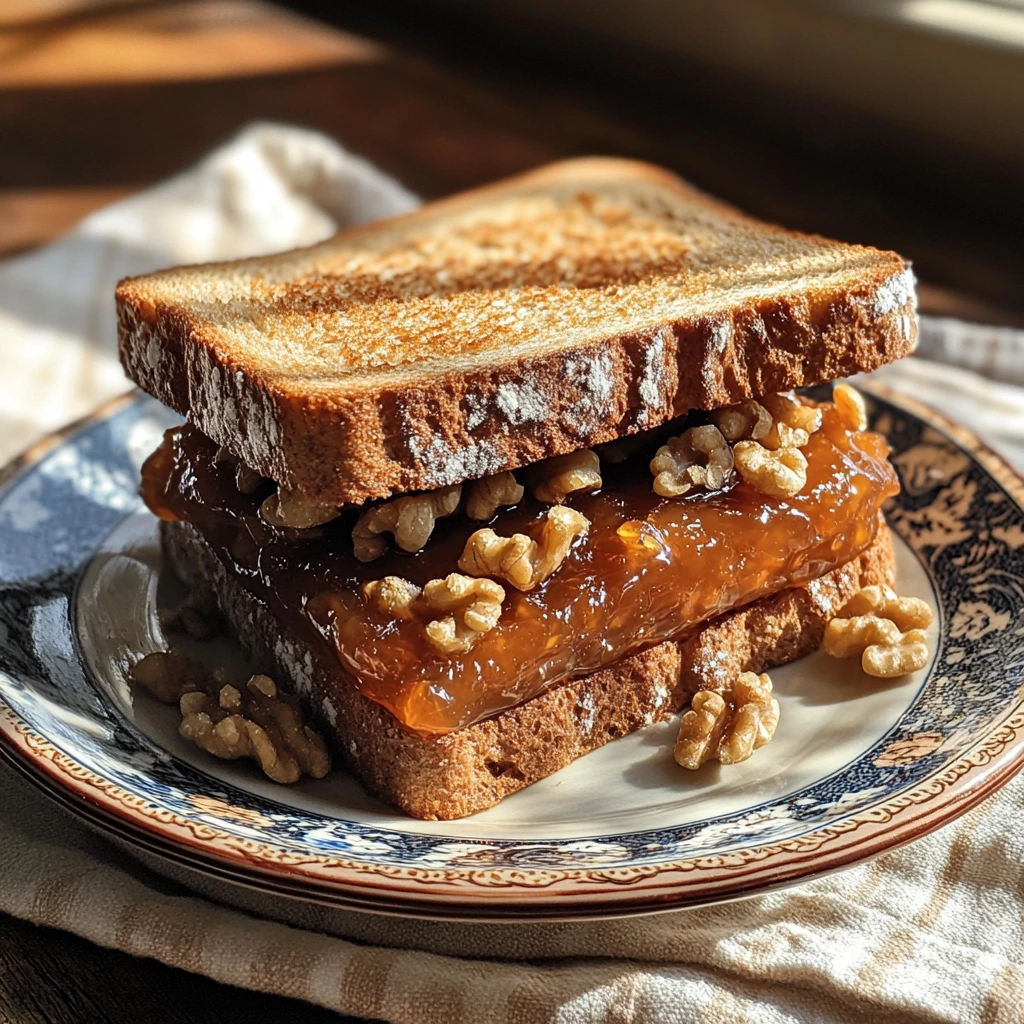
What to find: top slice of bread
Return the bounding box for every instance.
[117,157,917,505]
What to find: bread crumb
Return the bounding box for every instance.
[577,690,597,734]
[322,697,338,727]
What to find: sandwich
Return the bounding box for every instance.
[116,157,917,819]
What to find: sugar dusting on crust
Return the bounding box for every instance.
[463,392,488,431]
[637,328,669,426]
[496,376,549,425]
[275,637,314,696]
[577,690,597,735]
[806,577,833,614]
[711,321,731,353]
[874,267,917,317]
[409,433,505,489]
[322,697,338,727]
[562,349,615,434]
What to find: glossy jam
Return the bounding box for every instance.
[142,407,898,735]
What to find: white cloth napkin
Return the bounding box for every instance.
[2,123,1024,1024]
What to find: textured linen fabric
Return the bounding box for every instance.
[1,123,1023,1023]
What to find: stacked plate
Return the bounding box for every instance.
[1,387,1023,922]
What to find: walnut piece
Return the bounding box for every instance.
[363,576,423,620]
[709,400,772,442]
[352,484,461,561]
[531,449,602,503]
[762,392,823,442]
[839,584,933,632]
[650,424,733,498]
[823,614,901,657]
[458,505,590,591]
[833,382,868,432]
[129,651,204,704]
[862,629,929,677]
[465,471,524,520]
[179,673,330,784]
[421,573,505,653]
[733,441,808,498]
[159,592,221,641]
[213,445,265,495]
[260,489,340,529]
[674,672,780,769]
[824,611,930,678]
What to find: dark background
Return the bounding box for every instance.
[3,0,1023,323]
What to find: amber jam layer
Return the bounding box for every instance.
[142,405,898,735]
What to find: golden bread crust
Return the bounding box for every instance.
[119,158,916,504]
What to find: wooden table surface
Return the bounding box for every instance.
[1,1,1021,1020]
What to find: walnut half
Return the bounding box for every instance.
[260,488,341,529]
[839,584,933,632]
[530,449,602,504]
[833,382,868,432]
[458,505,590,591]
[421,574,505,653]
[674,672,780,769]
[650,424,733,498]
[733,441,807,498]
[465,471,524,520]
[362,573,506,654]
[352,484,462,562]
[709,400,772,443]
[363,576,423,620]
[761,392,823,450]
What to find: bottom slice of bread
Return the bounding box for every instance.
[162,518,895,820]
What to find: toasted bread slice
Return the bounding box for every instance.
[163,517,895,820]
[118,158,917,507]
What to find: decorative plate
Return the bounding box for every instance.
[1,387,1023,922]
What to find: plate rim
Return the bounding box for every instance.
[1,385,1024,919]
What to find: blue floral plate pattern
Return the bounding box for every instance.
[1,387,1023,921]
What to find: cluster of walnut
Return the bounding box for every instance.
[650,386,869,502]
[823,584,933,677]
[352,470,530,563]
[671,582,933,772]
[129,652,331,783]
[730,392,821,499]
[364,572,505,654]
[674,672,780,769]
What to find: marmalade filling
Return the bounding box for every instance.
[141,401,898,735]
